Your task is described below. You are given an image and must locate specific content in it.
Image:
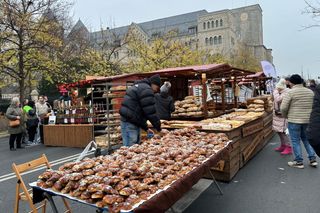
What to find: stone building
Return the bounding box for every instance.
[73,4,272,64]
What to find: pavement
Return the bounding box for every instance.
[0,134,319,213]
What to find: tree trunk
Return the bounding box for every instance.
[19,79,25,103]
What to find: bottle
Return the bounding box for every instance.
[64,101,69,124]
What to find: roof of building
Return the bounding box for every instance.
[90,10,208,39]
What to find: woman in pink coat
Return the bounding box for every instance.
[273,79,292,155]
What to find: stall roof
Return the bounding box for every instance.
[135,63,255,79]
[59,63,255,89]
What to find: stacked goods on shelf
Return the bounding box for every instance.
[95,126,122,148]
[56,102,94,124]
[264,95,273,112]
[247,99,265,113]
[92,83,131,150]
[36,128,229,212]
[172,96,203,118]
[246,96,274,112]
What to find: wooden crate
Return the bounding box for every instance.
[204,140,240,182]
[205,159,240,182]
[263,112,273,127]
[239,131,264,168]
[242,118,264,137]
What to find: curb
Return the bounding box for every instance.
[0,133,9,139]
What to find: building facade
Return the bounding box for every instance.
[74,4,272,65]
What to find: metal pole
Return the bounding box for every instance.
[43,192,59,213]
[207,166,223,195]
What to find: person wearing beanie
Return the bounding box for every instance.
[120,74,161,146]
[307,84,320,157]
[155,81,175,120]
[280,74,317,168]
[272,79,292,155]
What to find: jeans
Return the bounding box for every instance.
[121,121,140,147]
[288,122,316,162]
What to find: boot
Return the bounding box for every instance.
[281,145,292,155]
[274,144,286,152]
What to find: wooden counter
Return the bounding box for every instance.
[44,124,94,148]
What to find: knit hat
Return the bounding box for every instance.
[276,78,286,90]
[149,74,161,87]
[289,74,303,85]
[160,81,171,93]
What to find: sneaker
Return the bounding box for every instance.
[310,160,318,168]
[288,161,304,169]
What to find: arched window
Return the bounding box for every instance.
[203,22,206,30]
[218,36,222,44]
[214,36,218,45]
[211,21,214,28]
[205,38,209,45]
[215,20,219,28]
[207,22,210,29]
[220,19,223,27]
[209,37,213,45]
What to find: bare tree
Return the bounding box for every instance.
[303,0,320,29]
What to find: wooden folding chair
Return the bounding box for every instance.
[12,154,72,213]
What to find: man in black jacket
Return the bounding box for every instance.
[120,74,162,146]
[155,81,175,120]
[307,84,320,156]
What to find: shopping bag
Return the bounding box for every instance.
[9,119,20,127]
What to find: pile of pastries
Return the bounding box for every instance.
[172,96,203,117]
[36,128,229,212]
[220,110,264,122]
[201,118,245,130]
[247,99,265,112]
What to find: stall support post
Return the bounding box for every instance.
[221,82,226,112]
[232,79,238,108]
[253,79,257,97]
[201,73,208,117]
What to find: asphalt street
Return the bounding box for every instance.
[0,134,319,213]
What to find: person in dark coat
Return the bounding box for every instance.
[155,81,175,120]
[6,97,25,151]
[308,79,317,92]
[26,101,39,145]
[120,74,162,146]
[307,84,320,156]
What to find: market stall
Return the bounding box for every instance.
[44,63,256,148]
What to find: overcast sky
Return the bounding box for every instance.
[72,0,320,79]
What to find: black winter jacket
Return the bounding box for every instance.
[120,79,161,131]
[155,92,175,120]
[307,85,320,156]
